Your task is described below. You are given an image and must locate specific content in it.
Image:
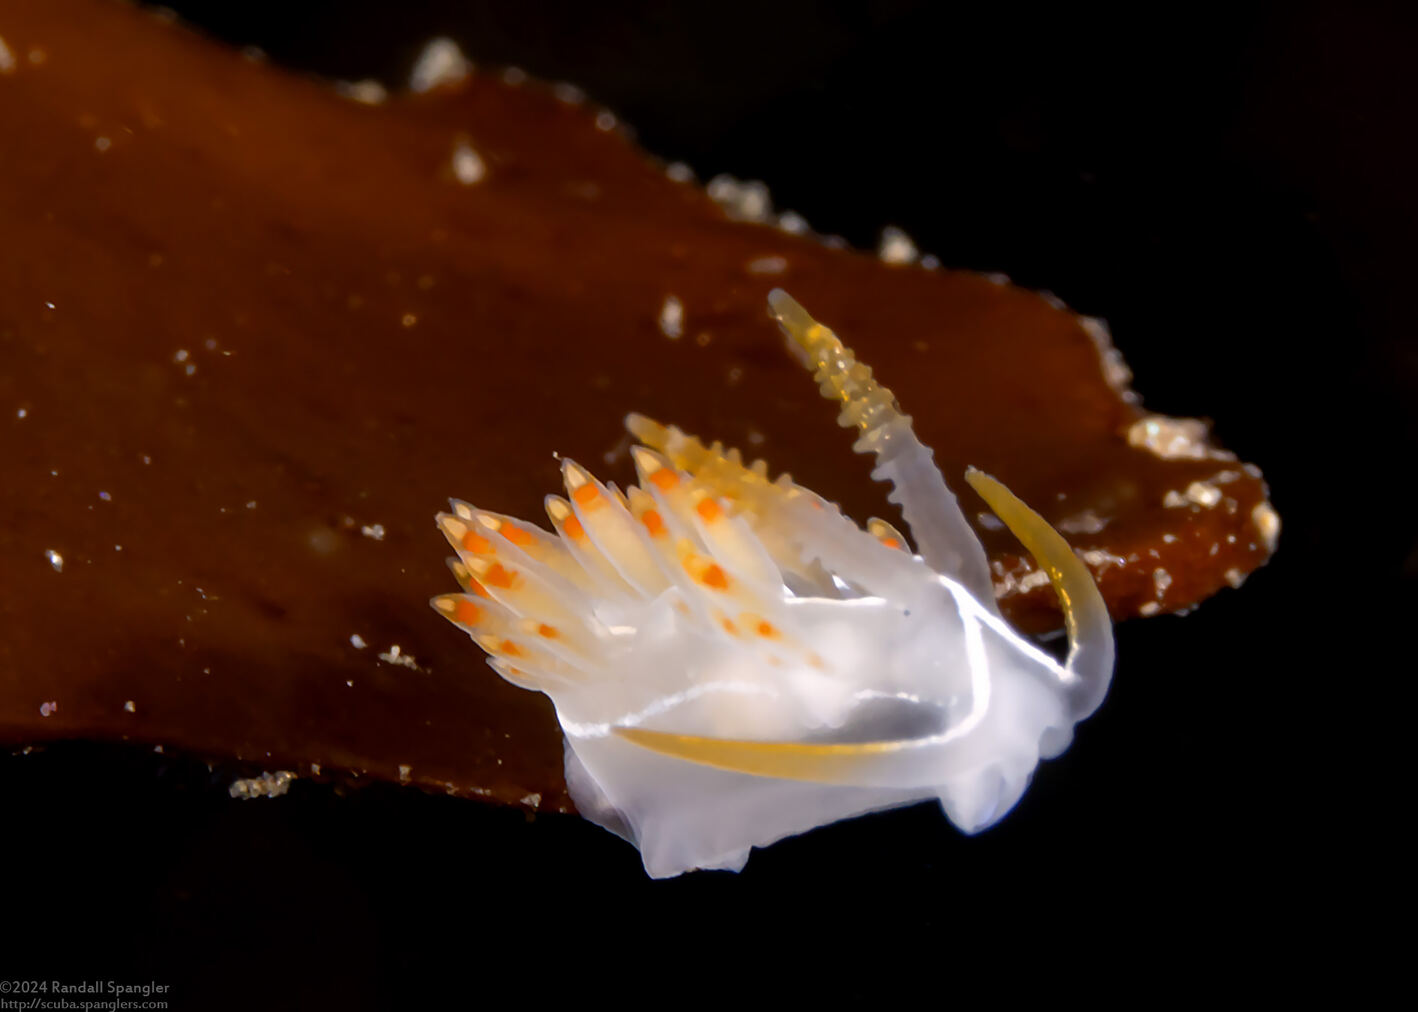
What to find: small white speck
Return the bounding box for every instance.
[174,349,189,362]
[777,210,809,234]
[410,37,472,93]
[1162,533,1178,543]
[746,255,787,276]
[519,792,542,809]
[141,454,152,465]
[360,523,386,541]
[124,700,135,713]
[1224,567,1246,588]
[335,79,388,105]
[1138,602,1161,617]
[1153,568,1172,598]
[553,82,585,105]
[94,136,111,152]
[98,490,112,502]
[451,137,486,185]
[398,764,413,783]
[878,226,918,265]
[16,408,26,419]
[378,644,422,669]
[658,295,684,339]
[920,254,941,270]
[0,36,15,74]
[45,549,63,572]
[746,430,765,446]
[977,513,1005,531]
[310,762,322,775]
[229,770,294,799]
[153,745,163,754]
[184,363,197,376]
[39,701,57,717]
[707,174,772,222]
[595,110,617,131]
[246,500,257,509]
[665,161,694,183]
[401,313,418,328]
[350,633,367,649]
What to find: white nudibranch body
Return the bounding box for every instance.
[433,290,1115,877]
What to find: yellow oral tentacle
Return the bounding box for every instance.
[963,468,1114,719]
[612,726,967,788]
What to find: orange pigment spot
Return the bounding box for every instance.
[881,537,902,550]
[641,510,666,537]
[537,624,558,639]
[700,564,729,591]
[572,483,600,507]
[649,468,678,491]
[454,599,482,625]
[756,620,779,638]
[482,563,517,589]
[502,524,535,547]
[462,531,494,554]
[466,578,491,599]
[502,641,523,658]
[721,617,738,636]
[695,498,722,522]
[563,516,585,540]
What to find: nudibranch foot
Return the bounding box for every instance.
[434,290,1115,877]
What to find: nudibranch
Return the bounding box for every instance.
[433,290,1114,877]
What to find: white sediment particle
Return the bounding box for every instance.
[349,633,367,649]
[707,174,772,223]
[746,255,787,276]
[520,792,543,809]
[229,771,294,800]
[1185,481,1223,507]
[360,523,386,541]
[1057,510,1109,535]
[1079,316,1138,403]
[0,36,14,74]
[553,82,585,105]
[594,110,617,132]
[1224,567,1247,588]
[94,136,111,153]
[451,137,486,185]
[658,295,684,339]
[1153,567,1172,598]
[1251,502,1280,553]
[410,37,472,93]
[124,700,136,713]
[877,226,918,265]
[777,210,809,234]
[45,549,63,572]
[977,512,1005,531]
[335,79,388,105]
[39,701,57,717]
[1138,602,1161,617]
[919,254,941,270]
[16,408,27,418]
[665,161,694,183]
[983,272,1011,286]
[398,764,412,784]
[1127,414,1233,461]
[1080,548,1128,571]
[378,644,422,670]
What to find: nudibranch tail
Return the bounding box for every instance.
[766,289,996,606]
[964,468,1114,719]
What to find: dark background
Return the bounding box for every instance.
[9,0,1402,1001]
